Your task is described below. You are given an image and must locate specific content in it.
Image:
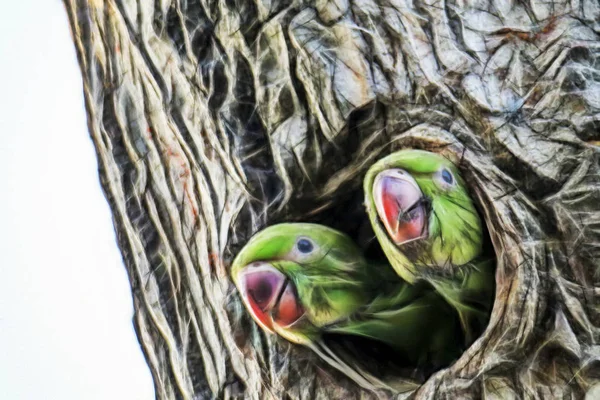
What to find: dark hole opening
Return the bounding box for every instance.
[226,131,497,389]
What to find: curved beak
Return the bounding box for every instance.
[373,169,428,245]
[237,262,305,333]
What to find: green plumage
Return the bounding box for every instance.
[231,149,495,390]
[231,223,462,389]
[363,149,495,344]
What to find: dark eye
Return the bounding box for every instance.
[441,169,453,184]
[296,238,314,253]
[435,167,456,189]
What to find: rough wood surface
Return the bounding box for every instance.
[64,0,600,398]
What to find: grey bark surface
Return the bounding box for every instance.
[63,0,600,398]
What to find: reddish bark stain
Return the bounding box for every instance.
[494,16,558,44]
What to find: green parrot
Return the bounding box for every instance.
[363,149,495,343]
[230,223,463,390]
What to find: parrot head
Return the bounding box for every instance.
[364,150,483,283]
[231,221,468,391]
[231,223,372,346]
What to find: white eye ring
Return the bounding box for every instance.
[434,168,456,190]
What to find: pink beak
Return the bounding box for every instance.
[238,263,304,332]
[373,169,428,245]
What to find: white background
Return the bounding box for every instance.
[0,1,155,399]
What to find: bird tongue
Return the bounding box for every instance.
[374,170,428,245]
[240,263,304,332]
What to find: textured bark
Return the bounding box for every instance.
[64,0,600,398]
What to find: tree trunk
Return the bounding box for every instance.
[63,0,600,398]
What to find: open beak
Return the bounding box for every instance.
[237,262,305,333]
[373,169,428,245]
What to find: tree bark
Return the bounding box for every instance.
[63,0,600,398]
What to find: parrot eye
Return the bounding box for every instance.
[441,169,453,184]
[296,238,314,254]
[434,168,456,189]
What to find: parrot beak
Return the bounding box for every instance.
[237,262,305,333]
[373,169,428,245]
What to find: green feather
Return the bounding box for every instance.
[231,148,496,390]
[230,223,467,390]
[328,281,461,366]
[363,149,495,345]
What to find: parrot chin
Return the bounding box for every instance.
[373,169,428,245]
[237,262,305,333]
